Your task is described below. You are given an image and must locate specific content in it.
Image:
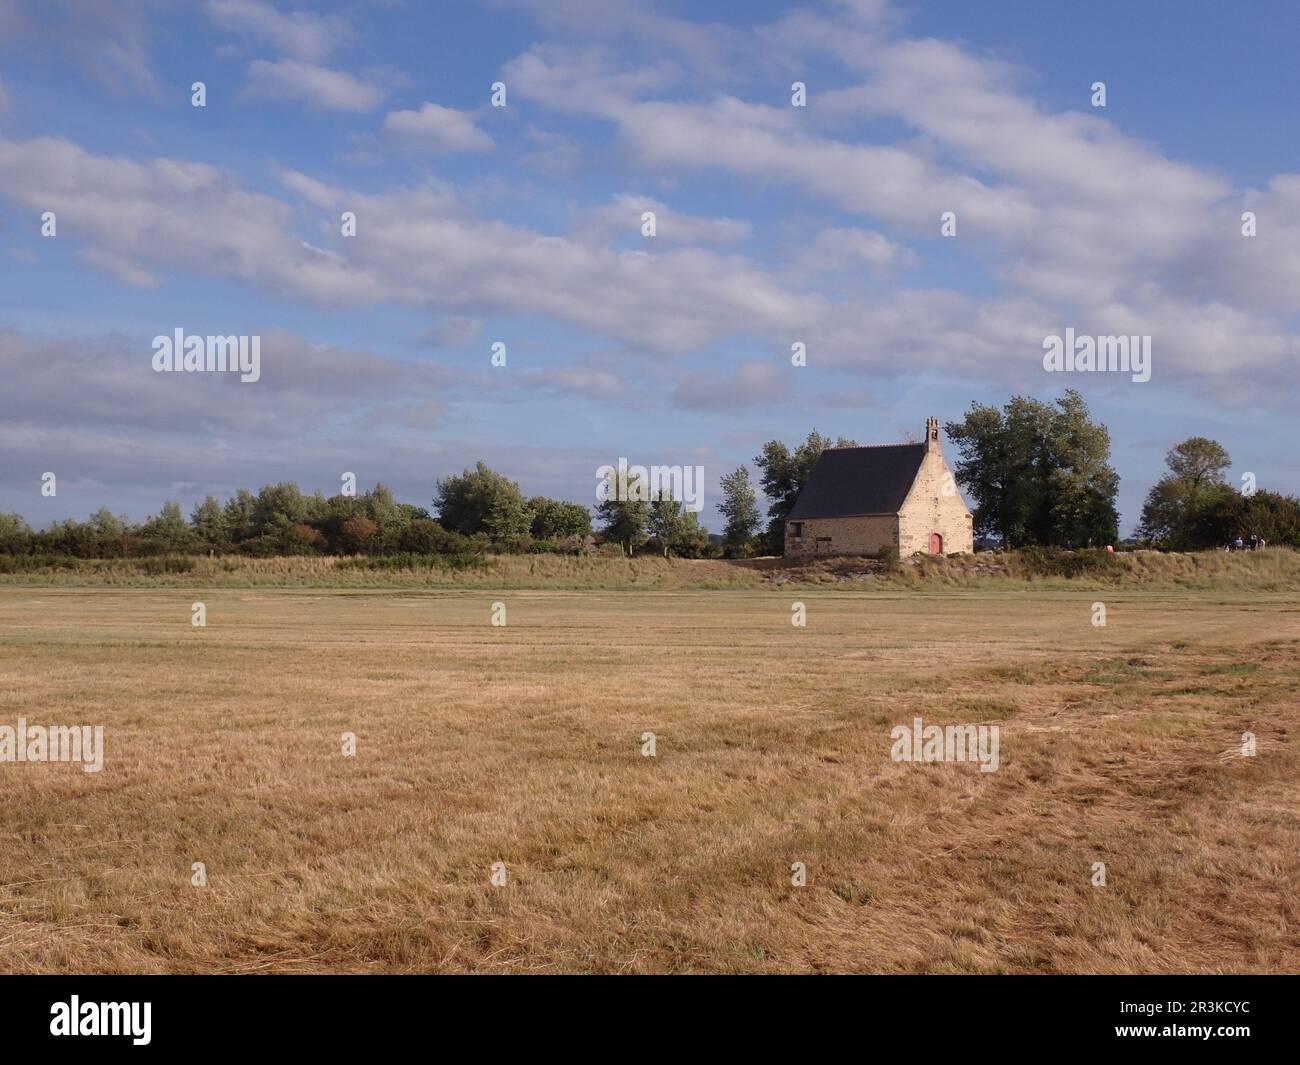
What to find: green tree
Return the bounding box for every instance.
[485,492,536,550]
[139,501,198,550]
[644,491,686,559]
[718,465,761,555]
[597,494,650,557]
[0,513,33,554]
[1043,390,1121,547]
[435,463,530,537]
[222,488,258,543]
[946,390,1118,547]
[1138,438,1234,549]
[89,507,127,540]
[667,507,709,557]
[361,483,410,552]
[48,518,98,557]
[363,483,403,527]
[1231,490,1300,546]
[754,430,857,552]
[253,483,308,537]
[530,497,592,540]
[190,496,229,547]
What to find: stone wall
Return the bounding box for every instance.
[784,514,898,558]
[897,449,974,555]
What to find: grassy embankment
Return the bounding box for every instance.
[0,547,1297,591]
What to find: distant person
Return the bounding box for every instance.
[1234,536,1244,551]
[1249,534,1258,551]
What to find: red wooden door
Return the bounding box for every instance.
[929,533,943,554]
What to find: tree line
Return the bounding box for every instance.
[714,389,1300,555]
[0,462,709,561]
[3,390,1296,561]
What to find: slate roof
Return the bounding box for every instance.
[786,444,926,520]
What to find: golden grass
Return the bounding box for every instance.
[0,553,764,590]
[1,585,1296,973]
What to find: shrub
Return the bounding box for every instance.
[236,535,284,557]
[1015,546,1118,578]
[341,515,379,553]
[284,523,326,554]
[398,518,452,554]
[341,551,485,573]
[138,556,196,576]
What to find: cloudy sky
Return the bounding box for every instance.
[1,0,1297,533]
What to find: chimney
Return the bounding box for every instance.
[925,416,940,453]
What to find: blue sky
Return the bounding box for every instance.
[1,0,1297,535]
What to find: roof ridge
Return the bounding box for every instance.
[825,441,924,450]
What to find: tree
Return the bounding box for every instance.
[667,507,709,557]
[435,463,531,537]
[754,430,858,552]
[1230,490,1300,546]
[1043,390,1121,548]
[485,492,535,549]
[48,518,98,557]
[718,465,761,555]
[597,495,650,556]
[139,501,198,550]
[340,515,379,553]
[253,482,308,536]
[284,523,326,554]
[361,483,409,553]
[946,390,1119,547]
[399,518,455,554]
[190,496,229,547]
[644,490,706,557]
[0,513,32,554]
[89,507,127,540]
[222,489,258,543]
[1165,437,1232,487]
[530,497,592,540]
[1138,438,1234,549]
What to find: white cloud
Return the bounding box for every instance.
[77,247,158,288]
[245,58,384,112]
[206,0,347,61]
[3,0,1298,407]
[570,193,750,246]
[381,102,494,151]
[501,11,1300,394]
[798,226,914,275]
[1,126,1295,400]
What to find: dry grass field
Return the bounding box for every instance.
[1,581,1297,973]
